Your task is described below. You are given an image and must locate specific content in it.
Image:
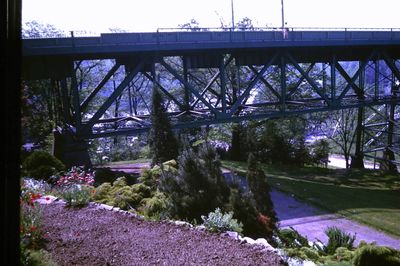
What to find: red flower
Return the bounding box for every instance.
[30,225,36,231]
[45,197,50,201]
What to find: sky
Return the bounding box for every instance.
[22,0,400,34]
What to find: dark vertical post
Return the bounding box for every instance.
[331,56,336,105]
[352,61,365,168]
[71,68,82,132]
[280,55,286,111]
[3,0,21,263]
[128,82,133,116]
[60,78,71,124]
[381,67,398,173]
[375,60,380,100]
[322,63,327,95]
[219,56,227,114]
[183,57,190,111]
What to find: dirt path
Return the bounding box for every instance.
[41,202,284,265]
[271,189,400,249]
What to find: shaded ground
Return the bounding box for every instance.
[271,189,400,249]
[41,202,284,266]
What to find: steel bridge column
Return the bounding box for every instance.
[381,102,397,173]
[220,56,227,114]
[352,61,365,168]
[183,58,190,111]
[60,78,71,124]
[374,60,380,100]
[330,56,336,105]
[280,55,286,111]
[381,68,398,173]
[71,69,82,133]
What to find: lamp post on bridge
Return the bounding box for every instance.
[281,0,288,38]
[231,0,235,30]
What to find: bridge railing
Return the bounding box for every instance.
[22,27,400,39]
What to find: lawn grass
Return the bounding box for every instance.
[222,160,400,238]
[100,158,151,166]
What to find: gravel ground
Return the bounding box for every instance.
[41,202,285,266]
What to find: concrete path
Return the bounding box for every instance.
[271,189,400,249]
[328,155,375,169]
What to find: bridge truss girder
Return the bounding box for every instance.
[65,49,398,141]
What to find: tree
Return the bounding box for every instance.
[178,19,200,31]
[22,21,65,38]
[236,17,255,30]
[311,139,330,167]
[318,109,357,168]
[149,88,179,166]
[159,143,229,221]
[21,21,65,147]
[246,153,278,238]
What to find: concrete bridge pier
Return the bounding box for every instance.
[53,129,92,168]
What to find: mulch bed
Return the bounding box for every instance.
[41,202,285,265]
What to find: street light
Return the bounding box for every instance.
[231,0,235,29]
[281,0,285,30]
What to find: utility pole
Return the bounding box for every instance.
[281,0,285,30]
[231,0,235,29]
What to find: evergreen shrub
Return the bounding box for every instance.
[278,227,309,248]
[352,244,400,266]
[324,226,356,255]
[159,144,229,221]
[22,151,65,181]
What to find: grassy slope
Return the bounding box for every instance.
[222,160,400,238]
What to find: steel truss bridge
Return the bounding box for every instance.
[22,28,400,168]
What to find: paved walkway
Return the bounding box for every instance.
[271,189,400,249]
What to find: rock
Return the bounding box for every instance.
[222,231,240,240]
[98,204,114,211]
[195,225,206,231]
[174,220,193,227]
[255,238,275,251]
[35,195,58,204]
[242,237,256,245]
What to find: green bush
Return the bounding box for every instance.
[159,144,229,221]
[92,177,145,210]
[246,153,278,237]
[201,207,243,233]
[322,262,353,266]
[324,227,356,255]
[92,182,112,203]
[22,151,65,181]
[113,176,128,188]
[22,249,58,266]
[131,183,152,198]
[352,244,400,266]
[139,190,169,218]
[334,246,355,262]
[113,186,140,210]
[228,187,274,240]
[278,227,310,248]
[60,185,93,207]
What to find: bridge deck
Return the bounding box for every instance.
[23,30,400,59]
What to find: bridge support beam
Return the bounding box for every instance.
[53,129,92,168]
[351,61,365,169]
